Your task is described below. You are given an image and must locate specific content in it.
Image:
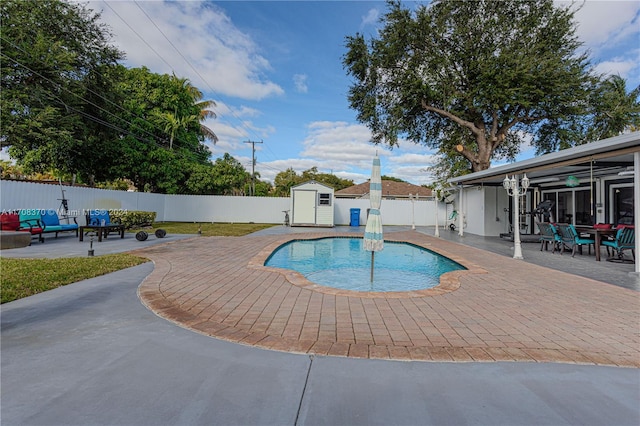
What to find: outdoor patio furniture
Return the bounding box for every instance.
[0,212,21,231]
[602,227,635,263]
[1,212,36,247]
[16,211,44,243]
[555,223,594,257]
[40,210,79,238]
[80,210,125,242]
[574,226,618,261]
[538,222,561,253]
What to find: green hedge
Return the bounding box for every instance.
[109,210,156,229]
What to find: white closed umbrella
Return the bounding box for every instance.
[363,156,383,282]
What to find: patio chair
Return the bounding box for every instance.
[17,210,45,243]
[602,227,635,263]
[555,223,594,257]
[538,222,561,253]
[40,210,79,238]
[84,209,125,240]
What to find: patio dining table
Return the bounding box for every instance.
[79,224,125,242]
[575,226,617,261]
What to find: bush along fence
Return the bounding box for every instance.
[109,210,157,229]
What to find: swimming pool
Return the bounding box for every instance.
[265,237,466,292]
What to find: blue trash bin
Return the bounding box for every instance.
[350,208,361,227]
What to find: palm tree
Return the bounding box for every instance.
[588,75,640,141]
[155,109,199,150]
[194,98,219,144]
[156,77,219,150]
[183,79,219,144]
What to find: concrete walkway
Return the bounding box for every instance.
[2,226,639,425]
[2,264,638,425]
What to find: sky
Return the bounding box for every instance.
[9,0,640,185]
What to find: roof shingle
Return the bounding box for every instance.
[335,180,432,198]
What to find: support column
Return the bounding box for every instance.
[512,175,524,260]
[634,152,639,274]
[458,186,464,237]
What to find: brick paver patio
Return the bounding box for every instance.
[134,231,639,367]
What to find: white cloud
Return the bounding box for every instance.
[91,1,284,100]
[300,121,380,166]
[389,166,436,186]
[553,1,640,86]
[213,101,261,119]
[593,50,640,81]
[560,1,640,47]
[388,153,438,166]
[251,121,439,185]
[293,74,308,93]
[361,8,380,28]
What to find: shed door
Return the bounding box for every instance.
[293,190,317,224]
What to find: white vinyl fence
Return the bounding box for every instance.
[0,180,447,227]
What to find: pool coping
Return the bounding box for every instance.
[249,232,488,298]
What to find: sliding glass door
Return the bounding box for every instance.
[613,186,634,225]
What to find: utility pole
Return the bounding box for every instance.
[244,140,262,196]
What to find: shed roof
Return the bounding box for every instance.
[291,180,334,190]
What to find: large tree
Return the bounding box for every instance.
[537,74,640,153]
[1,0,123,182]
[210,153,251,195]
[343,0,639,176]
[112,66,213,193]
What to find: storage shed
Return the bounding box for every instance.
[290,180,335,227]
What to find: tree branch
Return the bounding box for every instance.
[421,100,482,137]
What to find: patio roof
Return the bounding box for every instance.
[447,131,640,186]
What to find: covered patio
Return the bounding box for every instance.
[447,132,639,274]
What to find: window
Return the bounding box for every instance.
[542,189,591,225]
[318,193,332,206]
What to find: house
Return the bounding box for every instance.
[335,180,432,200]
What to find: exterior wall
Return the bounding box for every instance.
[0,180,448,227]
[483,186,511,236]
[316,205,333,226]
[462,187,485,234]
[444,186,510,237]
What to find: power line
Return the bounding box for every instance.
[130,1,271,150]
[103,2,174,72]
[0,51,162,148]
[1,34,225,153]
[4,2,281,169]
[0,36,203,150]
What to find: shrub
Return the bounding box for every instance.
[109,210,156,229]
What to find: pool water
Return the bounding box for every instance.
[265,237,465,292]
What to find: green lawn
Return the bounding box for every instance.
[148,222,275,236]
[1,222,277,303]
[1,254,148,304]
